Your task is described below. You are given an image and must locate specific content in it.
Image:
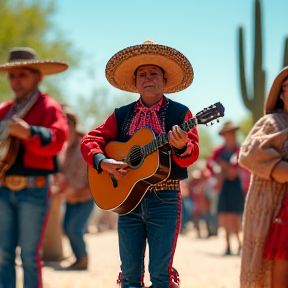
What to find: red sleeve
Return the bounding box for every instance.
[22,98,68,156]
[0,101,13,120]
[206,145,223,173]
[172,109,199,167]
[80,113,118,167]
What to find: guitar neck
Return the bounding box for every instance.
[143,118,197,156]
[141,101,225,158]
[17,91,39,118]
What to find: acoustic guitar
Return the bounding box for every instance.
[0,132,20,181]
[0,93,39,181]
[88,102,225,215]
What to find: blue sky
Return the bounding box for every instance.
[52,0,288,136]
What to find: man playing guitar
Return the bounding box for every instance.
[81,40,200,288]
[0,47,69,288]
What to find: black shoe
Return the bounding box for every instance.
[224,247,231,256]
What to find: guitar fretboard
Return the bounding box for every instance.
[140,101,224,158]
[142,118,197,156]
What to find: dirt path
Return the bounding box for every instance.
[16,226,242,288]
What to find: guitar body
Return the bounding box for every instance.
[88,128,171,215]
[0,136,20,180]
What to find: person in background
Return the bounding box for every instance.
[0,47,68,288]
[81,40,199,288]
[203,167,220,238]
[239,67,288,288]
[55,104,95,270]
[179,177,194,234]
[189,169,213,238]
[207,121,245,256]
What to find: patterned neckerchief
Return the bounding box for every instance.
[127,96,168,136]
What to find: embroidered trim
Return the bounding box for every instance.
[150,179,179,192]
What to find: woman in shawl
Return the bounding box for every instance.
[239,66,288,288]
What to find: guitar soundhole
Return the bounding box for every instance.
[126,145,144,169]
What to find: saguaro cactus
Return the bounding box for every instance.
[239,0,288,123]
[238,0,265,124]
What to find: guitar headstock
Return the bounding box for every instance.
[196,102,225,125]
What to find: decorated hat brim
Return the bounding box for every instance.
[105,43,194,93]
[0,60,68,75]
[265,67,288,114]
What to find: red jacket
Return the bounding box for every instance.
[0,92,68,171]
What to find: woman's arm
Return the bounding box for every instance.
[271,160,288,183]
[239,114,288,181]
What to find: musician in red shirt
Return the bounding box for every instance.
[81,40,199,288]
[0,47,68,288]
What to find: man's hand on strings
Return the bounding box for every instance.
[168,125,188,150]
[100,158,128,180]
[8,116,31,139]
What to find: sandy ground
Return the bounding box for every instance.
[16,224,241,288]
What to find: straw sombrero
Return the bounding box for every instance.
[105,40,194,93]
[218,121,239,135]
[0,47,68,75]
[265,66,288,114]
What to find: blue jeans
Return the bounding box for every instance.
[63,200,95,260]
[118,190,181,288]
[181,197,194,232]
[0,185,50,288]
[202,211,218,236]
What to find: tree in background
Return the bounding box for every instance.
[0,0,80,103]
[197,126,214,160]
[238,115,253,141]
[238,0,288,124]
[74,85,136,133]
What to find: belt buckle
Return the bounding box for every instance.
[5,176,27,191]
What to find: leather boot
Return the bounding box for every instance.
[66,255,88,270]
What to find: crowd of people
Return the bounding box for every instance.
[0,41,288,288]
[180,121,250,255]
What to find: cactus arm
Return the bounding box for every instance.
[283,38,288,68]
[254,0,262,70]
[253,0,262,91]
[253,0,265,121]
[239,27,253,111]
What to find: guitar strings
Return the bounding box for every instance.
[126,139,161,164]
[126,149,145,164]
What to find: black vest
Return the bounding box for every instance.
[114,99,189,180]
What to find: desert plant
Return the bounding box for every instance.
[238,0,288,123]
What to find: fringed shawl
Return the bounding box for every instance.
[239,111,288,288]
